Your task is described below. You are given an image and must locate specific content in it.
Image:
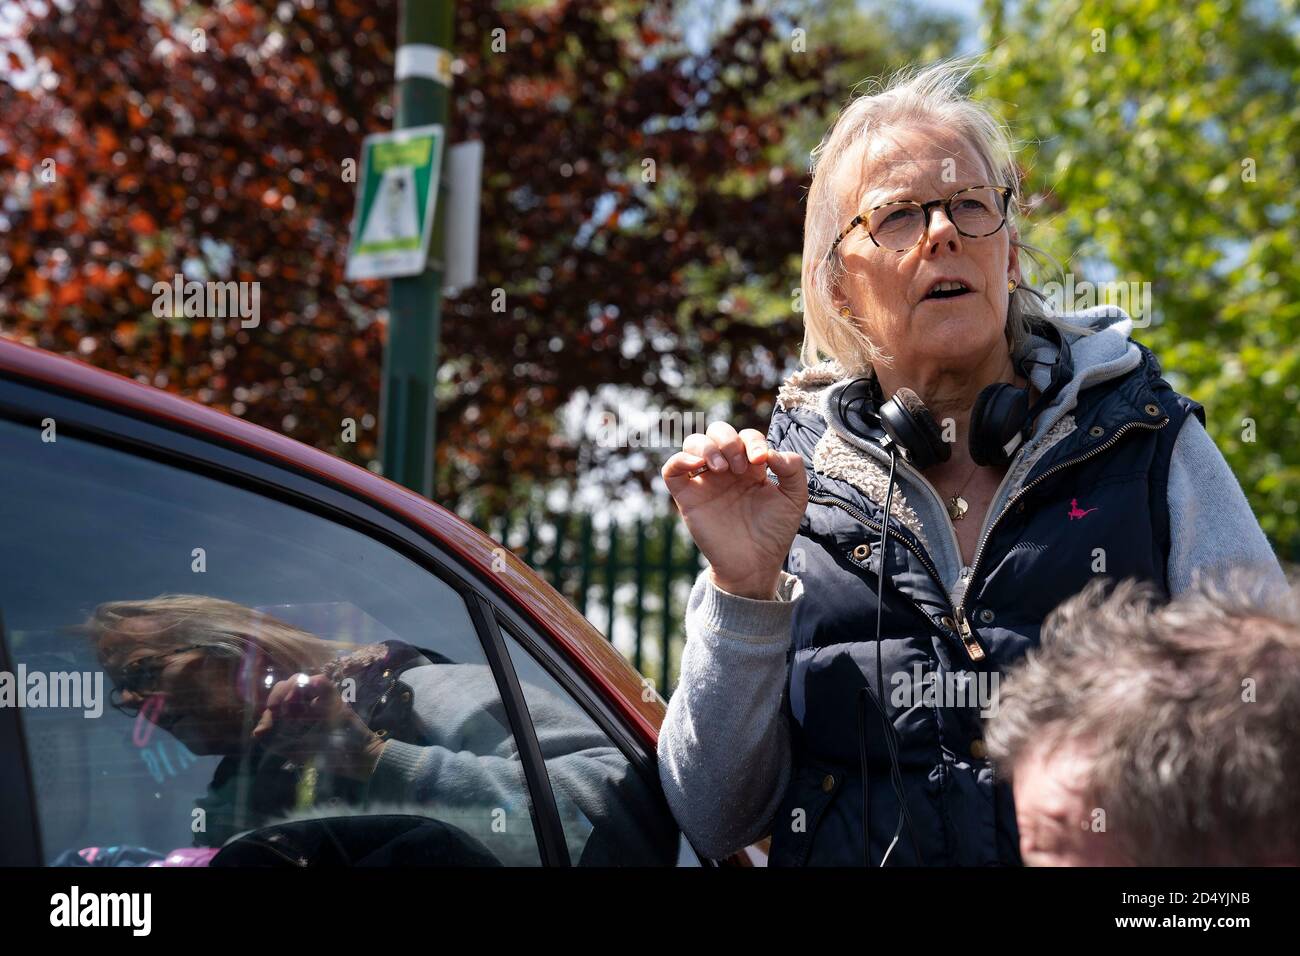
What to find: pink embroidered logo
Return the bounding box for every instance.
[1067,498,1099,521]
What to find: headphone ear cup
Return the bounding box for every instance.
[970,383,1030,468]
[880,387,951,470]
[836,377,877,439]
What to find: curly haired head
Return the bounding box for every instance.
[986,566,1300,865]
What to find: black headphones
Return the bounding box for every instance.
[838,319,1074,470]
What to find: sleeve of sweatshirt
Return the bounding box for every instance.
[1166,414,1287,596]
[656,566,803,860]
[369,736,645,865]
[361,662,680,866]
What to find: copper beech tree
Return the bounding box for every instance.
[0,0,850,513]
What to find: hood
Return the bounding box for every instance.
[773,306,1144,546]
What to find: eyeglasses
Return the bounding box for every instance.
[828,184,1014,257]
[106,644,206,714]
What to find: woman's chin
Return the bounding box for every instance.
[913,303,1001,347]
[914,295,985,318]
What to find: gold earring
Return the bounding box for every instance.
[1008,280,1018,292]
[839,305,852,317]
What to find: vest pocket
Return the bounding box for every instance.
[768,757,845,867]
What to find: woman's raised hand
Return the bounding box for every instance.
[661,421,807,600]
[251,673,387,781]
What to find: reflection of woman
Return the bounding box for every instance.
[92,596,446,848]
[657,60,1287,866]
[89,595,676,865]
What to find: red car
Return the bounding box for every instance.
[0,336,763,868]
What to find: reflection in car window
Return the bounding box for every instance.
[0,420,542,866]
[498,626,682,866]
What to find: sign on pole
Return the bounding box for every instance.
[345,124,445,281]
[443,139,483,296]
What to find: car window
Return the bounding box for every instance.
[497,624,687,866]
[0,418,543,866]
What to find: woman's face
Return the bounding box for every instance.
[98,620,265,755]
[830,122,1020,375]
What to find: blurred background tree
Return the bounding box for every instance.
[0,0,882,514]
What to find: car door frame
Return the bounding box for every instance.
[0,604,44,866]
[0,374,587,865]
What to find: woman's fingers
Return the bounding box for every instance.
[679,425,771,477]
[737,429,770,480]
[252,678,296,739]
[280,675,334,719]
[262,676,295,712]
[251,705,275,739]
[252,674,329,741]
[662,451,709,483]
[705,421,748,473]
[667,425,783,488]
[682,433,729,472]
[767,449,809,504]
[252,676,360,770]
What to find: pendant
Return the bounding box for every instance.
[947,494,969,521]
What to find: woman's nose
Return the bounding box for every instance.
[923,206,961,244]
[119,687,147,707]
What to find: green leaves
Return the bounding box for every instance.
[983,0,1300,554]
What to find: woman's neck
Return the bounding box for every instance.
[874,348,1023,459]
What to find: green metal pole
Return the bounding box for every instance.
[634,518,646,675]
[660,515,674,696]
[577,513,593,617]
[604,520,619,643]
[548,513,566,588]
[379,1,453,497]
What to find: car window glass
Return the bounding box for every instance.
[0,419,542,866]
[498,625,682,866]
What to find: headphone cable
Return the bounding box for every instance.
[864,449,925,866]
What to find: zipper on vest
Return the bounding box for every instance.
[954,415,1170,626]
[952,607,985,662]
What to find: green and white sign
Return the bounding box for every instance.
[345,124,444,280]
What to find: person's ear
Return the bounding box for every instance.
[234,643,277,702]
[829,278,851,318]
[1007,227,1022,289]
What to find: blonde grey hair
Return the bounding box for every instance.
[986,568,1300,866]
[800,56,1093,374]
[83,594,355,678]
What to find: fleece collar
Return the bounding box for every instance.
[777,307,1144,546]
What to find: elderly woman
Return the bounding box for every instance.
[657,60,1286,866]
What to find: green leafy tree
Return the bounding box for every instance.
[980,0,1300,552]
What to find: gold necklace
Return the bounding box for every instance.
[946,462,981,521]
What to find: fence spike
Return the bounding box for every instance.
[634,516,646,675]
